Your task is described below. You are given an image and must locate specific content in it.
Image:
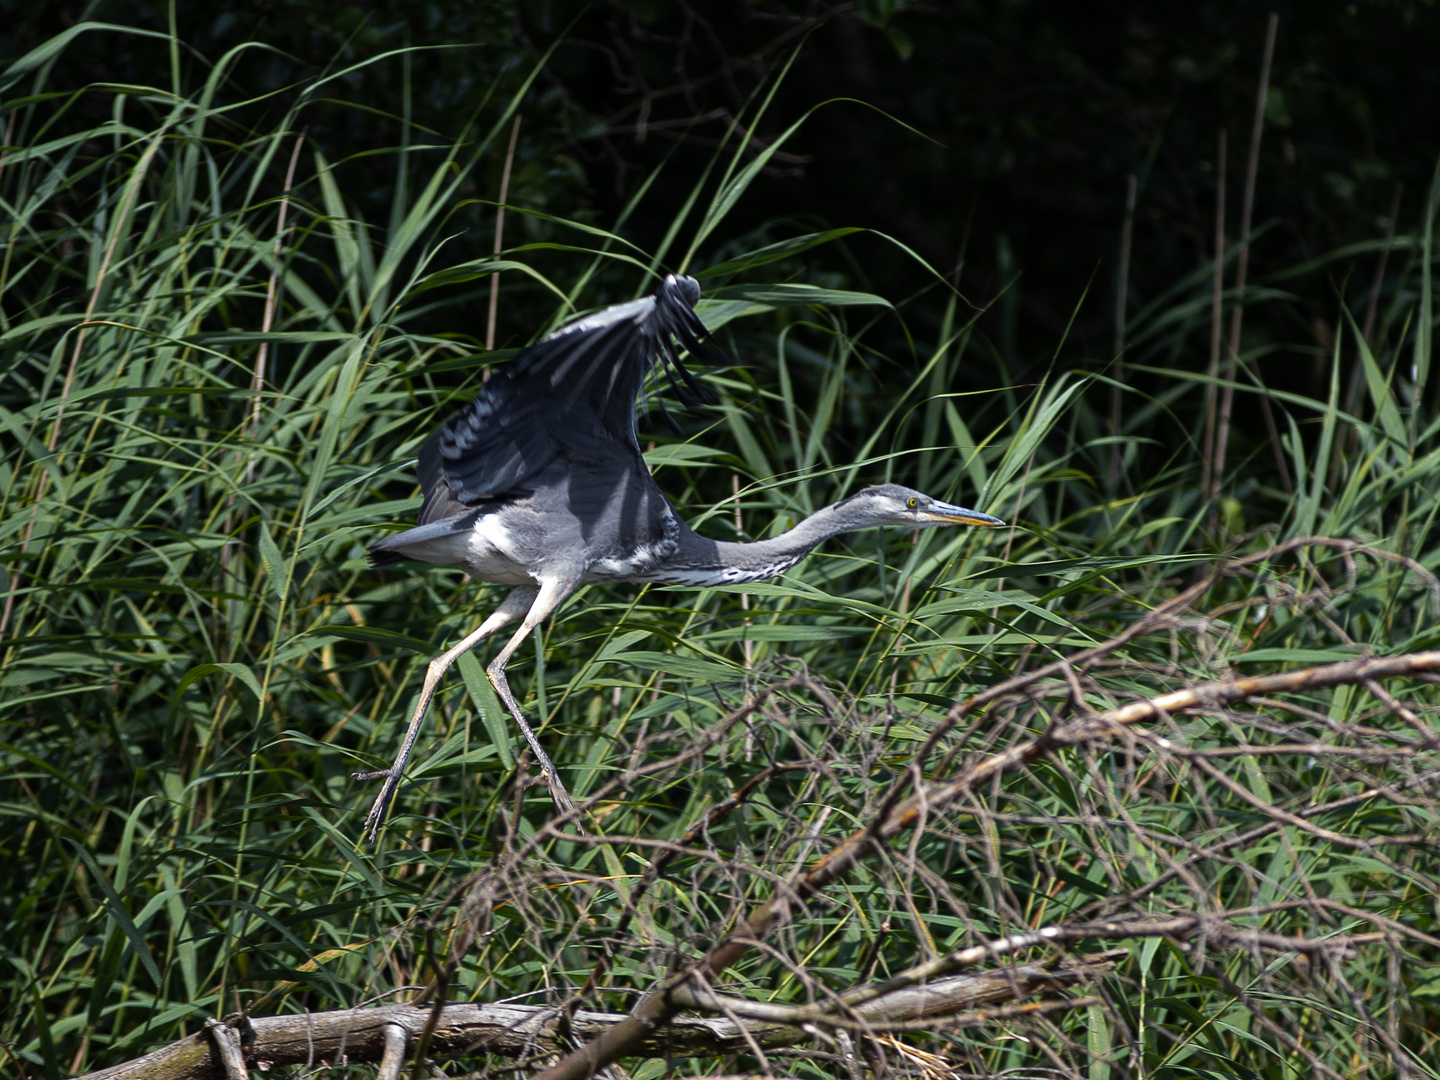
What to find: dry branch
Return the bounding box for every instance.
[72,954,1113,1080]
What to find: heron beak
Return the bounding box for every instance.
[924,501,1007,527]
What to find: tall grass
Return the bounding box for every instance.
[3,21,1440,1080]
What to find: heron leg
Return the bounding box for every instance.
[485,575,582,827]
[359,585,538,841]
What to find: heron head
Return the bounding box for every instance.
[841,484,1006,530]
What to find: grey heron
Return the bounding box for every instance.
[361,274,1004,837]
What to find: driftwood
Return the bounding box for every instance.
[75,954,1117,1080]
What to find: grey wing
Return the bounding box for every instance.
[420,274,710,525]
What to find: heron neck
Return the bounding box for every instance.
[658,503,858,585]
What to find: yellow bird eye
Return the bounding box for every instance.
[907,496,919,508]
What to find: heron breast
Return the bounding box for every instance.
[587,540,676,580]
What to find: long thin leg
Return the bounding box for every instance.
[359,585,537,840]
[485,575,582,826]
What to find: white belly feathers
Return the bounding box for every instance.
[460,511,538,584]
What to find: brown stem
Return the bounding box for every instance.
[486,116,522,353]
[246,132,306,480]
[1339,181,1403,476]
[1213,13,1281,495]
[1201,128,1227,511]
[1111,173,1137,487]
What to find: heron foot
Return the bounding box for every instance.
[356,765,406,844]
[535,762,584,836]
[354,758,584,843]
